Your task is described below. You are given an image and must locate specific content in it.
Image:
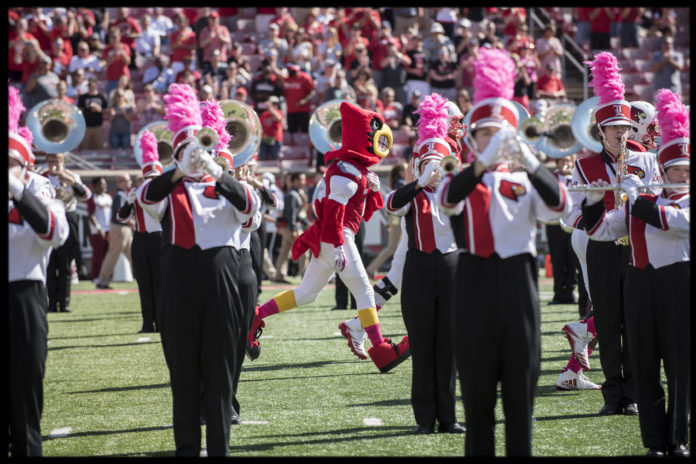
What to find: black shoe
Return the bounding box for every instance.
[623,402,639,415]
[412,423,435,434]
[438,422,465,434]
[599,403,622,415]
[246,340,260,361]
[96,283,113,290]
[331,306,347,310]
[669,445,689,457]
[60,307,72,313]
[646,447,666,457]
[200,416,206,426]
[231,412,240,425]
[138,328,155,334]
[47,307,57,313]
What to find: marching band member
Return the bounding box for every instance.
[117,132,163,333]
[383,93,464,435]
[436,47,572,456]
[137,84,260,456]
[9,86,69,456]
[43,151,91,312]
[247,101,411,373]
[580,89,689,457]
[565,52,662,416]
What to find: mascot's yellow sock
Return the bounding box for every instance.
[258,290,297,318]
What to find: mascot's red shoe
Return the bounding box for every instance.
[246,308,265,361]
[368,336,410,373]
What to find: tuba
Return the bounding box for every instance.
[571,96,603,153]
[133,120,174,169]
[218,99,262,168]
[309,99,349,154]
[534,103,584,158]
[26,99,86,154]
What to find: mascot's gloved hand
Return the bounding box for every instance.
[200,151,224,181]
[126,187,137,204]
[476,126,512,168]
[333,245,346,273]
[621,174,642,204]
[177,143,205,178]
[417,160,441,188]
[9,170,26,200]
[366,171,380,192]
[586,180,607,204]
[519,140,540,173]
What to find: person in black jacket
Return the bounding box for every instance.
[274,172,307,281]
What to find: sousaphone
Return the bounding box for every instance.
[26,99,86,154]
[133,120,175,170]
[309,99,348,154]
[218,99,262,168]
[571,96,603,153]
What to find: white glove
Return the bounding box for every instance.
[176,143,205,178]
[366,171,380,192]
[126,187,137,204]
[518,140,541,172]
[476,126,512,168]
[333,245,346,273]
[586,180,607,204]
[621,174,642,204]
[9,170,25,200]
[200,151,224,180]
[417,160,441,188]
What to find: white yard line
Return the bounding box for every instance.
[239,420,269,425]
[136,337,151,342]
[363,417,383,426]
[49,427,72,438]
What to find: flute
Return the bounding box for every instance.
[568,183,689,192]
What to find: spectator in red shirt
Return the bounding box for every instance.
[506,22,533,56]
[283,63,316,136]
[620,7,643,49]
[536,63,566,100]
[259,95,284,161]
[269,7,297,39]
[370,21,402,88]
[589,7,614,50]
[501,7,526,43]
[19,39,48,85]
[329,8,351,48]
[574,8,593,50]
[199,11,232,65]
[343,24,371,74]
[110,7,142,69]
[102,27,131,96]
[73,8,96,48]
[347,7,381,42]
[302,8,325,43]
[169,14,198,76]
[27,7,52,52]
[50,13,75,58]
[50,37,73,80]
[379,87,402,130]
[9,18,37,82]
[175,56,202,84]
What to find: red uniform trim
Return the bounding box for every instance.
[242,184,253,215]
[37,209,56,241]
[412,191,436,253]
[466,184,495,258]
[659,205,669,231]
[576,154,616,211]
[135,202,146,233]
[548,181,567,212]
[169,183,196,249]
[629,195,657,269]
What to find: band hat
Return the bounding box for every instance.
[468,97,519,131]
[658,137,690,168]
[171,125,201,153]
[595,100,633,126]
[8,132,33,166]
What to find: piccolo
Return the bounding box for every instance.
[568,183,689,192]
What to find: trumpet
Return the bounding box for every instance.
[440,155,461,174]
[568,182,689,192]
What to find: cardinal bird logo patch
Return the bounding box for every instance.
[203,186,220,199]
[626,165,645,179]
[499,180,527,201]
[8,207,24,225]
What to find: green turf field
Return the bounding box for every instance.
[39,274,676,457]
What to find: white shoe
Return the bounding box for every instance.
[555,369,602,391]
[338,316,367,360]
[563,321,594,370]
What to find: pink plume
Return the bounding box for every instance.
[163,83,202,134]
[415,93,449,142]
[200,99,232,150]
[655,88,689,144]
[472,48,516,103]
[9,86,25,134]
[584,52,624,104]
[18,126,33,147]
[140,130,159,164]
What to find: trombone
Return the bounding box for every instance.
[568,182,689,192]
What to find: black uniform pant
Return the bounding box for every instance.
[8,280,49,457]
[586,240,634,406]
[625,262,690,449]
[159,245,255,457]
[455,253,540,457]
[401,248,458,427]
[46,211,78,311]
[131,231,162,332]
[546,224,577,301]
[250,225,264,295]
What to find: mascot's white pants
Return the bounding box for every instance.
[571,228,591,303]
[293,228,375,309]
[383,218,408,290]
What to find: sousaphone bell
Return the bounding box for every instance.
[571,96,603,153]
[309,99,349,154]
[26,99,86,154]
[134,120,175,170]
[218,99,262,168]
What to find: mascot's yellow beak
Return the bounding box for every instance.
[372,125,393,159]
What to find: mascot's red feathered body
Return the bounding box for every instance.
[249,102,411,373]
